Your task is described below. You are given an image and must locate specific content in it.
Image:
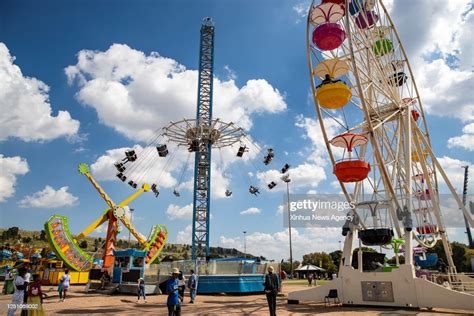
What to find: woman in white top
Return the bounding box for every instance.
[7,267,27,316]
[59,269,71,302]
[177,271,186,302]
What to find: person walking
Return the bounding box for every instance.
[137,277,147,303]
[3,268,14,294]
[7,267,27,316]
[59,269,71,302]
[177,271,186,303]
[27,274,45,316]
[187,269,197,304]
[21,266,31,316]
[166,268,181,316]
[264,266,279,316]
[307,273,313,286]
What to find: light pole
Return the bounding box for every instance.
[243,231,247,259]
[128,208,134,247]
[282,174,293,279]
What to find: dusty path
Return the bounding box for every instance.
[0,283,471,315]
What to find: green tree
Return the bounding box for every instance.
[40,230,47,241]
[329,250,342,268]
[302,252,337,274]
[281,260,300,275]
[432,241,470,272]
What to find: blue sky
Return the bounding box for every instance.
[1,0,473,261]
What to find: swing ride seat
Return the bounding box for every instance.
[373,39,393,56]
[355,10,378,29]
[316,81,352,109]
[333,159,370,182]
[416,224,437,235]
[358,228,394,246]
[312,23,346,51]
[156,145,169,157]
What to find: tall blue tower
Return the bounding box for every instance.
[192,17,215,260]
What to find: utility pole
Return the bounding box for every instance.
[282,174,293,278]
[461,166,473,248]
[243,231,247,259]
[128,208,134,247]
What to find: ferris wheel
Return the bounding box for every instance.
[306,0,473,275]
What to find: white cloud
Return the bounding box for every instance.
[292,2,309,24]
[223,65,236,81]
[389,2,473,122]
[166,203,193,220]
[176,225,192,244]
[276,204,284,215]
[0,155,29,202]
[0,43,79,142]
[447,123,474,151]
[218,236,242,250]
[218,227,342,261]
[437,156,473,193]
[18,185,78,208]
[66,44,286,142]
[295,115,342,166]
[257,163,326,192]
[90,144,185,188]
[240,207,261,215]
[414,58,474,121]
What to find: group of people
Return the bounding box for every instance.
[4,265,281,315]
[165,268,198,316]
[135,268,197,316]
[5,267,71,316]
[6,267,46,316]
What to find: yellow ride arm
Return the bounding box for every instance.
[76,163,150,245]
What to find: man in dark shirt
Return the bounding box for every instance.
[264,266,280,316]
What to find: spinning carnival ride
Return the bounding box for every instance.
[45,164,168,272]
[289,0,474,310]
[111,18,289,260]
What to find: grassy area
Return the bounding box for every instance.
[283,279,330,286]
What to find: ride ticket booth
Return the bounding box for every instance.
[112,249,147,294]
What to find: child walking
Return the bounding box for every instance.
[137,278,147,303]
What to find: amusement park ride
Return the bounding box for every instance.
[45,163,168,272]
[110,17,289,261]
[289,0,474,309]
[43,18,285,294]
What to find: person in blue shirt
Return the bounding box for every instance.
[187,269,198,303]
[166,268,181,316]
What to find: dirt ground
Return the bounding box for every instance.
[1,282,472,315]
